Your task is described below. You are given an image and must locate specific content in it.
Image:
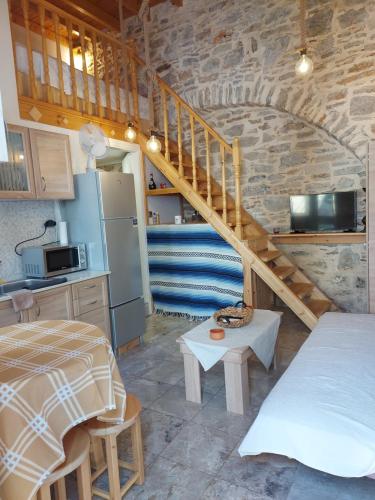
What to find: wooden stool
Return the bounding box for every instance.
[37,427,91,500]
[86,394,144,499]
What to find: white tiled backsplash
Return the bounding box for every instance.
[0,200,58,281]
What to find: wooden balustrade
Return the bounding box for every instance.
[220,144,227,224]
[9,0,243,234]
[175,99,183,177]
[91,32,102,117]
[9,0,138,125]
[204,129,212,207]
[233,138,242,238]
[190,115,197,191]
[67,19,78,111]
[38,4,51,102]
[161,88,170,162]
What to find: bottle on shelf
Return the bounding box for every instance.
[149,173,157,190]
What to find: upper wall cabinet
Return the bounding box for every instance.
[29,129,74,200]
[0,126,74,200]
[0,124,35,198]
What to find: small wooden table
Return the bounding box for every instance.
[177,338,254,415]
[177,310,281,415]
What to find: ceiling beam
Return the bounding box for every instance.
[50,0,120,30]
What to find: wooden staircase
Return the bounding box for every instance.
[8,0,335,330]
[139,134,334,330]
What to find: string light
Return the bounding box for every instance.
[146,131,161,153]
[296,0,313,78]
[295,49,314,77]
[124,122,137,142]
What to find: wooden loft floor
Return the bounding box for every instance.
[9,0,337,329]
[43,0,182,31]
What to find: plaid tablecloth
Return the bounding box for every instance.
[0,320,127,500]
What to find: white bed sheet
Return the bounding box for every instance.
[239,312,375,478]
[15,43,149,119]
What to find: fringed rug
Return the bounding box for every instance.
[147,224,244,319]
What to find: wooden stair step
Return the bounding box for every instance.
[258,249,281,263]
[171,161,193,169]
[183,173,206,181]
[247,236,269,252]
[289,282,314,299]
[213,201,236,211]
[272,266,296,281]
[307,299,331,318]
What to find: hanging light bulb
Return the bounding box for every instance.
[295,48,314,77]
[124,122,137,142]
[295,0,313,77]
[146,131,162,154]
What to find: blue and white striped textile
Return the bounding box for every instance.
[147,224,244,319]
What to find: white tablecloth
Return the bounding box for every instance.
[239,312,375,478]
[182,309,281,371]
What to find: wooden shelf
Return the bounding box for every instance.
[270,232,366,245]
[146,188,180,196]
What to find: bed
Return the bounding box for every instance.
[15,42,149,119]
[239,312,375,478]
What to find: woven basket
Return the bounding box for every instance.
[213,301,254,329]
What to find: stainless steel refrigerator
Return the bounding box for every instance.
[61,170,145,350]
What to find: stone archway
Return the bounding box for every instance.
[179,80,368,163]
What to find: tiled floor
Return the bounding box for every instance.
[73,310,375,499]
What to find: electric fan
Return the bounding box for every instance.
[79,123,109,170]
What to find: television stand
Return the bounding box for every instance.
[270,232,365,245]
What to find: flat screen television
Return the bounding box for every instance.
[290,191,357,233]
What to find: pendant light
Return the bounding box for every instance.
[141,1,162,155]
[124,122,137,142]
[146,131,162,153]
[295,48,314,77]
[295,0,313,78]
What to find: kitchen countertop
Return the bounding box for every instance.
[0,270,110,303]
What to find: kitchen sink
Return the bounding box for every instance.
[0,277,68,295]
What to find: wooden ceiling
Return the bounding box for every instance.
[46,0,182,32]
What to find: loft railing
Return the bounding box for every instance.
[8,0,243,238]
[9,0,133,122]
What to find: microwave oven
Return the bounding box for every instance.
[22,243,87,278]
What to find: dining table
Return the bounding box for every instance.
[0,319,127,500]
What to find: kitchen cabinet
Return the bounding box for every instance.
[30,129,74,199]
[0,124,35,198]
[28,286,74,321]
[0,300,25,327]
[75,306,111,341]
[0,126,74,200]
[72,277,108,317]
[72,277,111,340]
[0,276,111,342]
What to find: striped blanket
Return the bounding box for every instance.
[147,224,244,319]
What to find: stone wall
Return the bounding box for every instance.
[128,0,375,161]
[127,0,373,312]
[199,104,365,233]
[278,243,368,313]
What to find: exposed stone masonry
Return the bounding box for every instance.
[128,0,373,312]
[128,0,375,161]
